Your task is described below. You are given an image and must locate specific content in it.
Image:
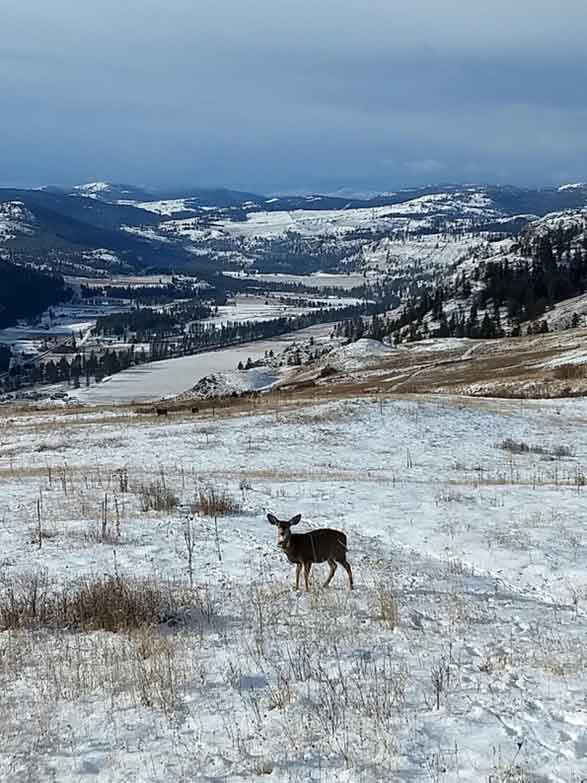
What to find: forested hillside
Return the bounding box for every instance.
[345,210,587,343]
[0,261,72,329]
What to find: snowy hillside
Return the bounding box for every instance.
[358,233,488,276]
[0,201,36,241]
[213,189,505,241]
[361,208,587,344]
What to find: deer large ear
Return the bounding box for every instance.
[289,514,302,526]
[267,513,279,525]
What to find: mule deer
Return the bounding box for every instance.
[268,513,353,591]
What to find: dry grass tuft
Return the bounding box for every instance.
[497,438,574,458]
[552,363,587,381]
[138,479,178,512]
[0,573,189,632]
[371,582,400,630]
[192,485,241,516]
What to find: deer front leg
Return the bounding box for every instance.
[295,563,302,590]
[303,562,312,591]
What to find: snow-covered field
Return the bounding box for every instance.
[1,392,586,781]
[67,324,335,403]
[225,272,372,290]
[202,295,362,329]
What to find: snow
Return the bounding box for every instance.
[359,233,488,274]
[189,366,279,398]
[0,201,36,240]
[558,182,587,192]
[326,338,394,370]
[83,249,122,266]
[67,324,335,403]
[75,181,111,194]
[132,199,198,216]
[159,218,224,241]
[528,291,587,332]
[121,225,173,242]
[1,393,587,781]
[225,271,371,290]
[215,192,503,240]
[201,295,355,329]
[397,337,477,353]
[530,209,587,236]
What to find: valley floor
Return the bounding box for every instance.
[1,391,586,781]
[66,324,334,404]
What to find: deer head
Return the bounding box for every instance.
[267,512,301,548]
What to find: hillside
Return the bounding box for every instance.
[272,329,587,399]
[352,208,587,344]
[0,260,71,329]
[2,182,587,281]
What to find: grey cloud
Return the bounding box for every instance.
[1,1,586,190]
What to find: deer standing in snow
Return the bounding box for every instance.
[268,513,353,591]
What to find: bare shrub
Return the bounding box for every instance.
[435,488,474,504]
[488,742,530,783]
[192,485,241,516]
[497,438,541,455]
[371,583,400,630]
[138,479,178,512]
[430,656,451,710]
[552,363,586,380]
[0,573,190,632]
[497,438,574,458]
[2,627,193,719]
[552,444,575,458]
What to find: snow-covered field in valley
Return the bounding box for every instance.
[67,324,335,404]
[1,391,586,782]
[224,272,372,290]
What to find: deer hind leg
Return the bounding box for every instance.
[324,559,337,587]
[340,559,353,590]
[303,562,312,591]
[294,563,302,591]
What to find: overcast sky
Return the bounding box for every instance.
[2,0,587,193]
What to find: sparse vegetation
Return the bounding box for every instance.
[138,478,178,512]
[497,437,574,457]
[372,581,400,629]
[0,573,190,632]
[552,362,587,380]
[192,485,241,516]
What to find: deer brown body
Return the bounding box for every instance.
[268,513,353,591]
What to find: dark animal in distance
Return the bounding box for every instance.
[191,406,199,414]
[267,513,353,591]
[155,408,168,417]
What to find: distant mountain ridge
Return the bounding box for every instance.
[1,180,586,280]
[37,180,587,215]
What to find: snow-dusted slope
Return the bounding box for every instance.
[215,189,505,240]
[0,201,36,241]
[359,233,488,275]
[376,207,587,343]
